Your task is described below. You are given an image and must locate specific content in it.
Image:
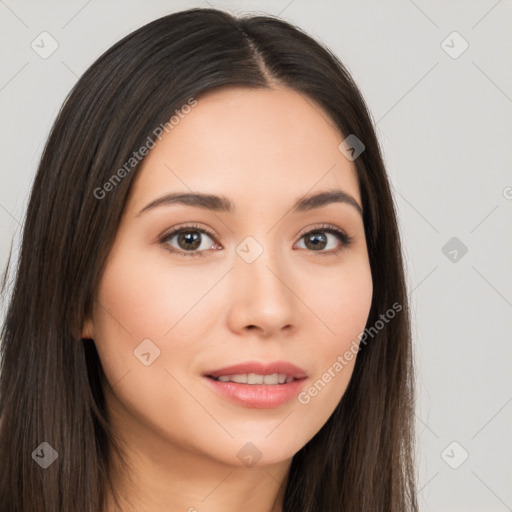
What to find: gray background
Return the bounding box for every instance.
[1,1,511,510]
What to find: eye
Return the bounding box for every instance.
[159,224,219,257]
[158,223,353,257]
[295,225,353,255]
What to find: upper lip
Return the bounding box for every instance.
[205,361,308,379]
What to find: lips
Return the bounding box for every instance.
[202,360,308,408]
[205,361,308,380]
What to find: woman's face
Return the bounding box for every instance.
[83,86,373,468]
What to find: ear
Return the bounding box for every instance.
[81,316,95,340]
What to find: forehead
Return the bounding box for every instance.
[129,86,361,211]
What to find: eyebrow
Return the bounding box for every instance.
[137,189,363,217]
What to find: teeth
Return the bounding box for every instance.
[213,373,295,385]
[262,374,277,385]
[248,373,263,384]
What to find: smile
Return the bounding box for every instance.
[209,373,296,385]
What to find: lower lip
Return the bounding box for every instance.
[203,376,307,408]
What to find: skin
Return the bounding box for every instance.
[82,86,373,512]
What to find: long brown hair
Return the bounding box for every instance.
[0,8,417,511]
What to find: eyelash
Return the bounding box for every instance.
[158,223,353,258]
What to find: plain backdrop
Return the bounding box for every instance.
[1,1,511,511]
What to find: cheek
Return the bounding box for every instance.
[300,254,373,350]
[89,248,169,385]
[292,256,373,414]
[90,244,229,391]
[89,249,219,442]
[94,245,218,342]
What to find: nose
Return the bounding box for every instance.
[225,245,301,338]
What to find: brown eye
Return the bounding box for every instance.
[303,232,329,250]
[159,225,218,257]
[296,225,353,254]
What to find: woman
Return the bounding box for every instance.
[0,7,417,512]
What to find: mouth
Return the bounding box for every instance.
[206,373,301,385]
[202,361,308,408]
[205,360,308,380]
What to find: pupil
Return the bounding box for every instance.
[306,232,326,250]
[178,231,201,250]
